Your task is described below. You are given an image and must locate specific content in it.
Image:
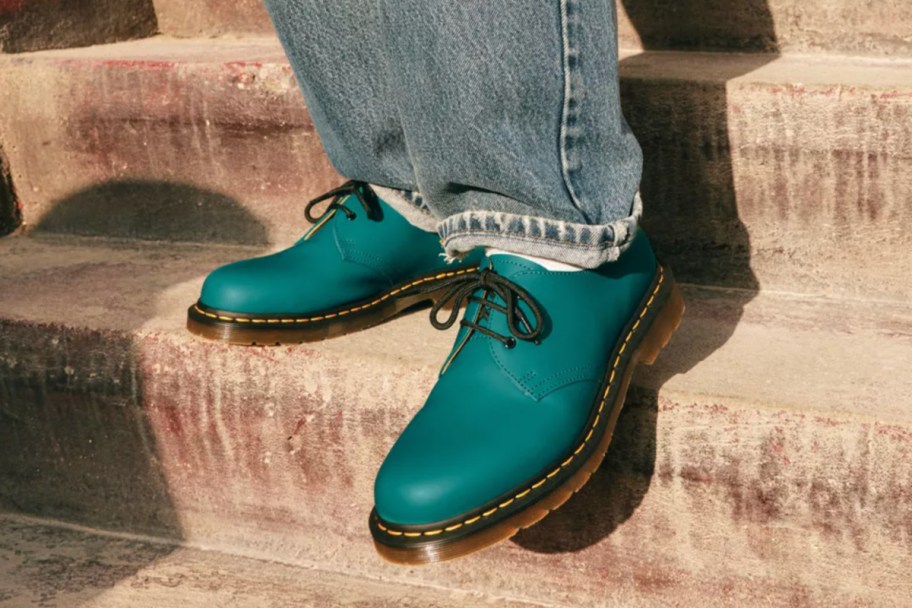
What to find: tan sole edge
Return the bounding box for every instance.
[373,277,686,565]
[186,288,444,346]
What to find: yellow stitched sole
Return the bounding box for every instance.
[186,267,477,346]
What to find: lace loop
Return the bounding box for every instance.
[304,180,382,223]
[423,269,544,347]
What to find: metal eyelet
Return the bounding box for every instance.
[505,337,517,349]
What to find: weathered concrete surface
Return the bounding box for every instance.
[1,39,910,299]
[152,0,274,38]
[1,235,910,607]
[0,38,337,247]
[0,515,542,608]
[0,0,157,54]
[617,0,912,55]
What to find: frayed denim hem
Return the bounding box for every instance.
[371,184,438,233]
[438,192,643,269]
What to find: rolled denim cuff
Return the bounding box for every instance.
[370,184,438,233]
[438,192,643,269]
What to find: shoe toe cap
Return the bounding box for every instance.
[199,256,291,314]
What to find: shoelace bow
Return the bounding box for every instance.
[304,180,382,223]
[422,269,544,348]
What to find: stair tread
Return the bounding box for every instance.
[10,35,912,80]
[3,235,910,606]
[2,234,910,426]
[0,514,543,608]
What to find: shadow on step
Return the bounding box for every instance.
[512,0,772,553]
[0,180,267,605]
[36,179,270,246]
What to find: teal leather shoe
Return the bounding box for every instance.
[369,230,684,563]
[187,181,482,344]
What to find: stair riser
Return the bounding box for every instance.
[2,319,909,607]
[3,48,910,300]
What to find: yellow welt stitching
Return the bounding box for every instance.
[195,267,478,325]
[403,532,422,538]
[379,267,668,538]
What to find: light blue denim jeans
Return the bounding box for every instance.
[264,0,643,267]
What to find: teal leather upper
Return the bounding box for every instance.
[199,194,482,314]
[374,230,658,525]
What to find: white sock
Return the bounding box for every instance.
[485,248,583,272]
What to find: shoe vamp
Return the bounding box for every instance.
[199,243,392,314]
[375,360,601,525]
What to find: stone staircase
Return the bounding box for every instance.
[1,2,910,607]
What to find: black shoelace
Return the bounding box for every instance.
[422,269,544,348]
[304,180,382,223]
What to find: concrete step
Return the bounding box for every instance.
[150,0,912,57]
[0,514,542,608]
[1,38,910,301]
[1,234,910,607]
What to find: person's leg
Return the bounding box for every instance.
[269,0,643,267]
[356,2,683,562]
[263,0,439,231]
[241,1,682,564]
[379,0,643,267]
[264,0,414,192]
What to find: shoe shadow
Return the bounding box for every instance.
[512,0,773,553]
[0,180,266,604]
[35,179,270,246]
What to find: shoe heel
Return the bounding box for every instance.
[637,274,685,366]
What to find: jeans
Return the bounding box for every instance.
[264,0,643,267]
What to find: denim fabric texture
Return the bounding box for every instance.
[265,0,643,267]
